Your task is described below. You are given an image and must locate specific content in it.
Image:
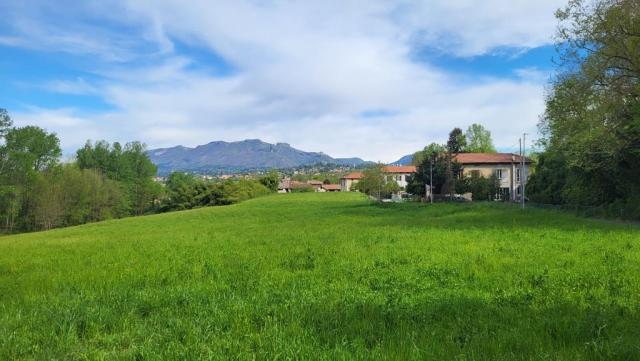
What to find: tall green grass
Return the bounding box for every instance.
[1,193,639,360]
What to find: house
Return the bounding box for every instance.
[454,153,531,201]
[340,172,363,191]
[307,180,324,191]
[383,165,416,189]
[278,178,328,193]
[340,166,417,192]
[322,184,341,192]
[277,178,292,193]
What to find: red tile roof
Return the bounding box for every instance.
[341,172,363,179]
[307,180,323,185]
[277,179,290,189]
[322,184,341,190]
[454,153,531,164]
[384,165,417,173]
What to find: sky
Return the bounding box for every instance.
[0,0,566,162]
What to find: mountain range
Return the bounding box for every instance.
[147,139,370,175]
[391,153,414,165]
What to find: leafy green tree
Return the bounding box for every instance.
[411,143,446,166]
[0,108,13,139]
[443,128,466,196]
[76,140,159,215]
[464,124,496,153]
[259,170,280,192]
[4,126,61,179]
[459,173,500,201]
[407,143,449,197]
[0,126,61,231]
[529,0,640,218]
[447,128,467,154]
[0,108,14,183]
[163,172,198,210]
[355,164,400,200]
[29,165,128,230]
[123,142,159,215]
[0,185,21,232]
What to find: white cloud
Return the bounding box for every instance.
[1,0,562,162]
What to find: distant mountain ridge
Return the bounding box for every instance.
[391,153,414,165]
[148,139,369,175]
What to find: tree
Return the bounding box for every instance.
[122,142,159,215]
[355,163,400,200]
[4,126,61,178]
[459,172,500,201]
[407,143,448,197]
[443,128,466,196]
[464,124,496,153]
[76,140,159,215]
[0,108,14,180]
[0,185,21,232]
[529,0,640,218]
[259,170,280,192]
[447,127,467,154]
[28,165,128,231]
[0,108,13,139]
[163,172,198,211]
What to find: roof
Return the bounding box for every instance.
[277,179,290,189]
[384,165,417,173]
[454,153,532,164]
[322,184,341,190]
[341,172,363,179]
[307,180,323,185]
[278,179,313,189]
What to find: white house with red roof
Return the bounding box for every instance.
[383,165,416,189]
[340,172,363,191]
[340,166,417,191]
[454,153,531,201]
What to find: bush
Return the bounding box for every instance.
[459,173,500,201]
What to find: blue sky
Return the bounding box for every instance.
[0,1,565,161]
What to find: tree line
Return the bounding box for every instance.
[527,0,640,219]
[0,110,278,234]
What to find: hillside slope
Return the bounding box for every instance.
[1,194,639,360]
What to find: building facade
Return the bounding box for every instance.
[454,153,531,201]
[340,166,417,192]
[340,172,363,191]
[383,165,416,189]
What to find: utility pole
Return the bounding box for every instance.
[518,138,522,203]
[521,133,527,209]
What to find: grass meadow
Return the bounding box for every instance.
[1,192,639,360]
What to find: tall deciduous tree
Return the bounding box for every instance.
[355,163,400,200]
[0,108,12,139]
[464,123,496,153]
[529,0,640,219]
[0,108,14,180]
[76,140,159,215]
[4,126,61,178]
[443,128,465,196]
[407,143,449,197]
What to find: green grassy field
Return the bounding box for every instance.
[1,193,639,360]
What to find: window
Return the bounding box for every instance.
[495,169,503,180]
[470,170,480,177]
[516,168,521,182]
